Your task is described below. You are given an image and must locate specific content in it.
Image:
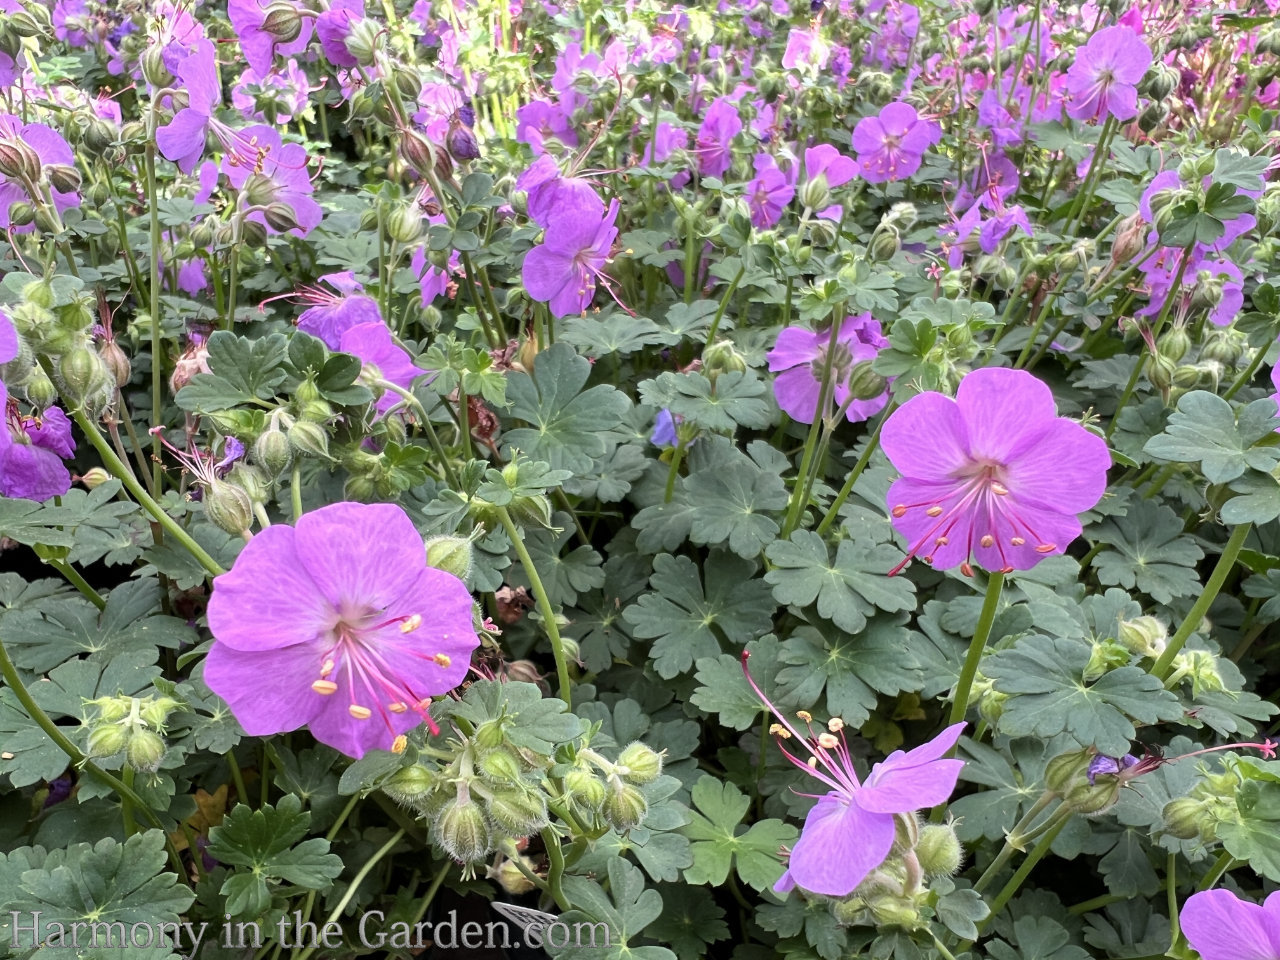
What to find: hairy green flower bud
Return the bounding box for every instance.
[0,135,42,183]
[1156,327,1190,364]
[617,742,663,785]
[86,723,129,758]
[46,163,81,194]
[288,419,331,460]
[1045,749,1093,796]
[204,478,253,537]
[1161,797,1203,840]
[434,792,492,863]
[603,782,648,832]
[25,368,56,408]
[565,768,606,811]
[425,535,474,581]
[1117,616,1167,658]
[1138,100,1169,134]
[386,203,423,244]
[344,17,382,66]
[399,129,440,178]
[126,728,166,773]
[1062,772,1122,816]
[847,361,888,401]
[98,339,130,388]
[867,222,901,264]
[478,747,523,783]
[139,696,182,731]
[866,894,921,929]
[491,854,539,896]
[1145,354,1175,391]
[57,345,109,402]
[702,339,747,380]
[916,823,964,877]
[381,764,440,806]
[260,1,304,42]
[1083,639,1130,682]
[487,787,550,838]
[262,202,299,234]
[253,422,293,478]
[78,466,111,489]
[798,174,831,214]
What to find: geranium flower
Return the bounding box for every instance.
[0,385,76,502]
[852,101,939,183]
[515,99,577,155]
[1181,889,1280,960]
[338,322,425,417]
[743,652,965,897]
[156,38,223,173]
[695,97,742,178]
[203,501,480,759]
[881,367,1110,575]
[522,197,620,317]
[316,0,363,68]
[294,272,384,348]
[766,313,890,425]
[220,124,321,236]
[1064,25,1152,123]
[228,0,314,77]
[745,154,794,228]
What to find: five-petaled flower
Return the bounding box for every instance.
[743,651,965,897]
[203,502,479,759]
[881,366,1111,575]
[1064,25,1152,123]
[522,193,620,318]
[852,101,939,183]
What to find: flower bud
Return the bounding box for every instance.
[1138,101,1168,134]
[486,787,550,837]
[977,688,1007,726]
[86,723,129,758]
[7,200,34,227]
[478,747,523,783]
[1082,639,1129,682]
[126,728,166,773]
[46,163,82,194]
[204,478,253,536]
[386,203,422,244]
[1156,327,1190,363]
[1189,271,1224,314]
[491,855,538,896]
[1171,364,1200,390]
[603,782,648,832]
[425,535,473,580]
[448,122,481,162]
[1062,770,1122,816]
[798,174,831,213]
[617,742,663,785]
[0,135,42,183]
[241,172,278,207]
[262,203,299,234]
[434,793,492,863]
[867,222,901,263]
[1117,616,1167,658]
[344,17,381,66]
[227,463,270,505]
[1045,748,1093,796]
[847,361,888,401]
[25,368,56,408]
[240,218,269,247]
[139,696,182,730]
[1161,797,1203,840]
[701,339,747,380]
[508,493,555,530]
[1200,328,1246,366]
[57,345,109,402]
[253,421,293,477]
[399,129,440,178]
[916,824,964,877]
[866,894,920,929]
[565,768,606,811]
[78,466,111,489]
[381,763,440,806]
[98,339,130,387]
[261,1,304,42]
[288,419,331,460]
[1145,353,1175,391]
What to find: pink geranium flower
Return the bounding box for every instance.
[882,367,1111,575]
[743,652,965,897]
[766,313,890,425]
[203,501,480,759]
[1064,25,1152,123]
[1181,889,1280,960]
[851,102,939,183]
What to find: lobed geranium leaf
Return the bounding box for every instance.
[175,331,291,411]
[1143,391,1280,484]
[638,369,774,432]
[1087,499,1205,603]
[680,775,796,891]
[548,858,674,960]
[648,884,730,960]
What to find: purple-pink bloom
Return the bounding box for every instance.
[1064,25,1152,123]
[317,0,363,67]
[1181,889,1280,960]
[522,198,619,318]
[515,99,577,155]
[0,308,18,364]
[746,154,794,229]
[852,102,939,183]
[232,59,317,124]
[695,97,743,178]
[410,241,457,306]
[0,386,75,502]
[157,38,221,173]
[882,367,1110,575]
[0,115,81,230]
[295,272,384,348]
[220,124,322,237]
[338,322,424,417]
[781,26,829,72]
[804,144,857,191]
[228,0,314,78]
[766,313,890,426]
[1086,753,1138,784]
[744,651,964,897]
[650,409,680,447]
[203,501,480,759]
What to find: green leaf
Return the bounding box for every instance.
[638,369,774,432]
[502,342,631,473]
[1213,148,1271,193]
[175,331,290,411]
[206,795,343,917]
[648,885,729,960]
[622,552,777,678]
[684,457,788,558]
[1088,499,1205,604]
[438,680,585,755]
[1143,391,1280,483]
[560,312,670,356]
[934,884,990,941]
[1097,828,1160,897]
[985,635,1184,755]
[1223,471,1280,525]
[508,522,605,606]
[986,915,1090,960]
[680,776,797,891]
[1220,776,1280,882]
[8,831,194,952]
[548,858,675,960]
[691,635,787,730]
[774,618,923,727]
[764,530,915,633]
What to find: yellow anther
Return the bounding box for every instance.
[807,757,818,769]
[827,718,844,733]
[388,701,409,714]
[796,710,812,723]
[818,733,839,749]
[926,505,943,517]
[1010,536,1026,546]
[311,680,338,695]
[432,653,452,668]
[981,535,994,547]
[391,735,408,754]
[769,723,792,738]
[348,704,373,720]
[321,658,335,675]
[400,614,423,633]
[992,482,1009,496]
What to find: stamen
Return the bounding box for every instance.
[807,757,818,769]
[432,653,452,667]
[991,482,1009,496]
[321,658,335,675]
[935,536,949,546]
[960,562,974,577]
[311,680,338,695]
[400,614,423,633]
[1035,543,1057,553]
[981,535,994,547]
[892,505,907,518]
[818,733,839,749]
[348,704,372,720]
[926,506,943,517]
[827,718,844,733]
[769,723,792,738]
[391,735,408,754]
[1011,536,1025,546]
[796,710,812,722]
[388,701,408,713]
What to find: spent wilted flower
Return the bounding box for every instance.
[881,367,1111,575]
[203,501,479,759]
[743,651,965,897]
[766,313,890,425]
[316,0,363,68]
[851,101,938,183]
[1064,25,1152,123]
[1181,889,1280,960]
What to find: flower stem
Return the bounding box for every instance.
[541,826,571,911]
[290,464,303,523]
[1196,849,1235,891]
[706,265,744,344]
[781,319,842,537]
[970,791,1060,892]
[143,137,164,494]
[971,807,1072,938]
[0,636,186,877]
[497,507,572,709]
[1151,523,1251,681]
[663,443,686,504]
[47,558,106,610]
[948,572,1005,729]
[1223,341,1270,401]
[72,409,225,577]
[293,829,406,960]
[814,400,895,536]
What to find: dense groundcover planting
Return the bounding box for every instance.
[3,0,1280,957]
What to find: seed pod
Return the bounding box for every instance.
[262,203,298,234]
[1161,797,1202,840]
[204,479,253,536]
[425,535,474,581]
[99,339,130,387]
[486,787,550,837]
[126,729,166,773]
[434,793,492,863]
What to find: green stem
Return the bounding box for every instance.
[498,508,572,708]
[1223,341,1270,401]
[378,382,460,489]
[705,265,744,344]
[949,572,1005,728]
[1196,849,1235,891]
[1151,523,1251,681]
[227,750,249,807]
[971,808,1072,939]
[1062,116,1116,237]
[144,139,164,494]
[0,636,186,877]
[48,558,106,609]
[815,401,895,536]
[970,792,1059,894]
[290,464,303,522]
[120,767,138,837]
[781,319,842,537]
[72,409,224,577]
[663,443,686,504]
[293,829,406,960]
[541,826,571,911]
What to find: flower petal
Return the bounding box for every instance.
[766,326,822,372]
[201,641,323,736]
[956,367,1057,463]
[858,723,966,813]
[1003,418,1111,515]
[295,501,428,614]
[881,391,971,480]
[783,794,895,896]
[1181,889,1280,960]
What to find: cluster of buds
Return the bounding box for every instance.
[1117,616,1168,659]
[83,694,182,775]
[831,815,964,930]
[560,742,665,834]
[4,279,114,414]
[1162,767,1242,844]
